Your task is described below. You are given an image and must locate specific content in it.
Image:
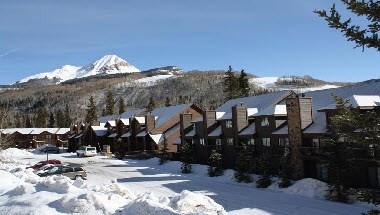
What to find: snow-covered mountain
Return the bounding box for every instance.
[18,55,140,84]
[249,76,340,93]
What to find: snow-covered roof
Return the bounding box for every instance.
[218,112,232,120]
[302,80,380,134]
[149,133,163,144]
[134,117,146,124]
[247,108,258,117]
[119,119,130,126]
[173,137,181,145]
[120,109,145,119]
[0,128,70,135]
[91,123,107,137]
[150,104,192,128]
[55,128,70,135]
[216,112,226,119]
[239,123,256,136]
[208,126,222,137]
[217,90,293,113]
[255,104,287,116]
[106,120,116,127]
[319,95,380,110]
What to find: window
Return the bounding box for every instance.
[312,139,320,148]
[248,138,255,146]
[278,138,289,147]
[226,120,233,128]
[262,138,271,147]
[191,139,195,145]
[261,117,269,127]
[200,138,205,146]
[227,138,234,146]
[216,139,222,150]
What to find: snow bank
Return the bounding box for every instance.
[121,190,227,215]
[0,148,33,157]
[171,190,227,215]
[282,178,328,199]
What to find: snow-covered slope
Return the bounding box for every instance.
[250,76,340,93]
[18,55,140,84]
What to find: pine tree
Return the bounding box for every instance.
[238,70,250,97]
[223,66,239,101]
[234,141,252,183]
[165,97,171,107]
[208,150,223,177]
[146,96,156,112]
[48,112,55,128]
[278,153,293,188]
[105,91,115,115]
[118,97,125,114]
[180,141,193,173]
[315,1,380,52]
[85,96,97,125]
[63,104,71,127]
[255,152,272,188]
[324,96,355,203]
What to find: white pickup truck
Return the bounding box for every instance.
[76,146,97,157]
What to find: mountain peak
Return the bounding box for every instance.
[17,54,140,84]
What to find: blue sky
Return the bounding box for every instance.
[0,0,379,84]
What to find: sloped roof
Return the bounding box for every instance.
[55,128,70,135]
[121,131,132,138]
[255,104,287,116]
[136,130,147,137]
[98,115,119,123]
[216,90,293,113]
[108,133,118,138]
[91,123,107,137]
[150,104,192,128]
[208,126,222,137]
[319,95,380,111]
[303,80,380,134]
[185,128,196,137]
[272,125,288,135]
[239,123,256,136]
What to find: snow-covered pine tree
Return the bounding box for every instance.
[208,150,223,177]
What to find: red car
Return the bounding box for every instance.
[28,160,62,170]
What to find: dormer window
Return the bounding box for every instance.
[226,120,233,128]
[261,117,269,127]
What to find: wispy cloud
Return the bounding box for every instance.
[0,48,20,58]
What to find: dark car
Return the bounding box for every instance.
[40,146,60,154]
[27,159,62,170]
[37,165,87,180]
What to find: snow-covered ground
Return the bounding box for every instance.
[0,148,375,215]
[249,77,339,93]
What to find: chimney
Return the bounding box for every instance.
[203,110,216,128]
[180,113,193,144]
[232,103,248,133]
[145,114,156,132]
[286,95,313,179]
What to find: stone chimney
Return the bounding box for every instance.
[232,103,248,133]
[286,95,313,179]
[145,114,156,132]
[180,113,193,144]
[203,110,216,128]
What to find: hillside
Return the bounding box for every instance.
[0,66,346,128]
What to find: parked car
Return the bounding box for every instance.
[37,165,87,180]
[27,160,62,170]
[76,146,97,157]
[40,146,60,154]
